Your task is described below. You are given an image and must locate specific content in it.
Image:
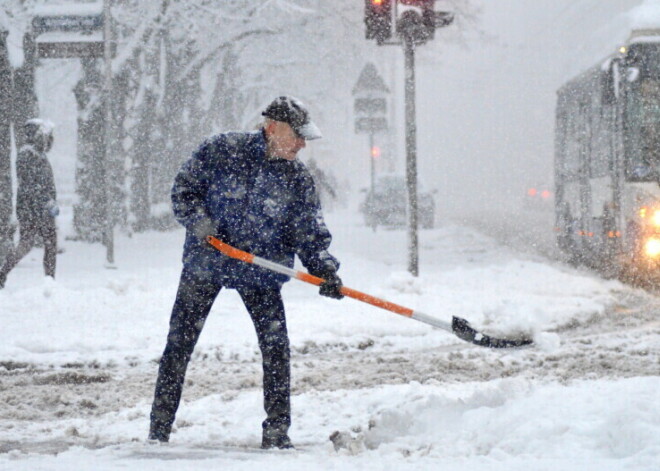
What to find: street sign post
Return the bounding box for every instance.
[353,63,389,198]
[32,14,103,34]
[35,34,104,59]
[32,7,105,59]
[355,117,388,134]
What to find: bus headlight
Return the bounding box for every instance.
[638,207,660,227]
[644,237,660,258]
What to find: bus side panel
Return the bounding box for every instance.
[555,64,621,266]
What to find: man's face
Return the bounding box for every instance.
[266,121,306,161]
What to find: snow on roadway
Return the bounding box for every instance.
[0,209,658,470]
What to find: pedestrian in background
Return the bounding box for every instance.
[149,96,344,449]
[0,119,59,289]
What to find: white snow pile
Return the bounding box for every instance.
[342,378,659,463]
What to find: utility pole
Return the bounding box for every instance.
[402,37,418,275]
[369,132,376,192]
[352,62,390,199]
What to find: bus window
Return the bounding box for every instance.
[640,80,660,164]
[625,77,660,179]
[563,109,582,180]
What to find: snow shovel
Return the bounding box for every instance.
[207,236,533,349]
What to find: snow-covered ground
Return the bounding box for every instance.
[0,208,658,470]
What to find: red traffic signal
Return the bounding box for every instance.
[371,146,381,159]
[365,0,392,45]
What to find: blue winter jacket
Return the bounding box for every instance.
[16,145,57,223]
[172,129,339,288]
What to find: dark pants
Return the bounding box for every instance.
[0,217,57,281]
[149,267,291,441]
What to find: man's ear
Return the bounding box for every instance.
[263,120,276,137]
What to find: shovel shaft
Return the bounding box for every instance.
[207,236,419,320]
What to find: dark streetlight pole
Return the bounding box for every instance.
[403,36,419,276]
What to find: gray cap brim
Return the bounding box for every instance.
[296,121,322,140]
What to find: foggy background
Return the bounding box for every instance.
[416,0,645,216]
[3,0,653,238]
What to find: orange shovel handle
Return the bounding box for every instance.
[207,236,414,318]
[205,236,533,349]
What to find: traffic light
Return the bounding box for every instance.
[365,0,392,45]
[396,0,433,43]
[371,145,381,159]
[396,0,453,43]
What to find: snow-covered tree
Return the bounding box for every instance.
[0,29,12,258]
[4,0,482,238]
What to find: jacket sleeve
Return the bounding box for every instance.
[171,137,223,230]
[44,159,57,203]
[16,152,34,192]
[15,153,31,214]
[289,170,340,276]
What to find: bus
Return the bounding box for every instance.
[554,29,660,278]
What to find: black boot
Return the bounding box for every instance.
[148,423,170,443]
[262,429,294,449]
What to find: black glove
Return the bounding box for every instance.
[318,271,344,300]
[191,217,216,246]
